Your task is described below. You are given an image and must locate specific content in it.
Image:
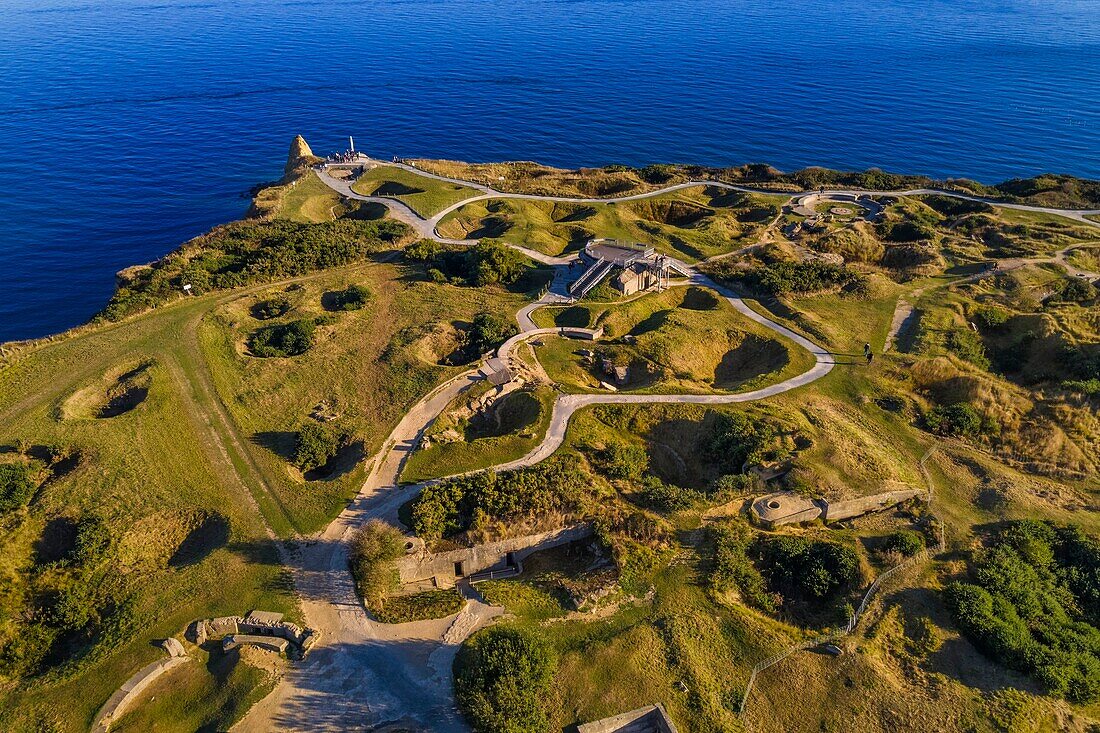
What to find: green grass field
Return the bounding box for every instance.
[275,172,343,223]
[0,290,301,732]
[351,166,482,218]
[0,255,531,730]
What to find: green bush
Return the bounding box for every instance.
[454,626,556,733]
[468,311,517,354]
[405,239,531,289]
[0,463,35,512]
[591,441,649,481]
[944,520,1100,703]
[248,319,316,357]
[973,305,1010,329]
[251,296,291,320]
[635,475,700,513]
[1053,278,1097,303]
[331,284,371,311]
[1062,378,1100,396]
[706,411,786,473]
[880,219,937,242]
[707,521,775,613]
[410,457,590,541]
[73,517,111,564]
[375,589,465,624]
[706,260,867,297]
[755,536,860,604]
[924,403,988,438]
[102,217,407,321]
[881,529,926,558]
[349,520,405,612]
[293,421,349,472]
[945,327,991,370]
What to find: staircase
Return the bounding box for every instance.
[569,258,613,298]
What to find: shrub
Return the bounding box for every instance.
[706,411,785,473]
[591,441,649,480]
[635,475,700,513]
[468,312,517,355]
[1062,378,1100,397]
[349,520,405,612]
[880,219,937,242]
[1053,278,1097,303]
[375,588,465,624]
[0,463,35,512]
[405,239,530,289]
[410,457,590,541]
[973,305,1010,329]
[881,529,926,558]
[73,517,111,564]
[102,217,407,321]
[944,520,1100,703]
[331,284,371,311]
[454,626,556,733]
[944,327,990,370]
[706,260,867,297]
[294,421,350,472]
[251,296,291,320]
[755,536,860,603]
[708,521,775,613]
[248,319,315,357]
[924,403,987,438]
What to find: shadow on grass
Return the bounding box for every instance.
[252,431,298,462]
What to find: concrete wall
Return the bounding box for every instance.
[395,524,593,589]
[577,704,679,733]
[822,489,924,522]
[91,655,189,733]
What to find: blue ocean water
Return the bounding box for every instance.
[0,0,1098,343]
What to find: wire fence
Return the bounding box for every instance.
[738,447,944,723]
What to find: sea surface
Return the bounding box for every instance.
[1,0,1098,343]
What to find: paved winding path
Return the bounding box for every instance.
[236,159,1099,732]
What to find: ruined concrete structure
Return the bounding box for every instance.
[396,524,594,590]
[751,488,925,528]
[188,610,317,657]
[577,704,679,733]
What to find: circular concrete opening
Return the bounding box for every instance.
[768,500,782,509]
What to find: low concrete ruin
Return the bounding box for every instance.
[223,634,290,654]
[396,524,593,590]
[751,488,925,528]
[577,704,679,733]
[187,609,317,658]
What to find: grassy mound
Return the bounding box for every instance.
[531,286,811,394]
[438,187,782,261]
[61,362,154,420]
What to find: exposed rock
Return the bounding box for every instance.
[285,134,318,176]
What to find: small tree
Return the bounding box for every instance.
[349,520,405,611]
[294,421,347,472]
[454,626,556,733]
